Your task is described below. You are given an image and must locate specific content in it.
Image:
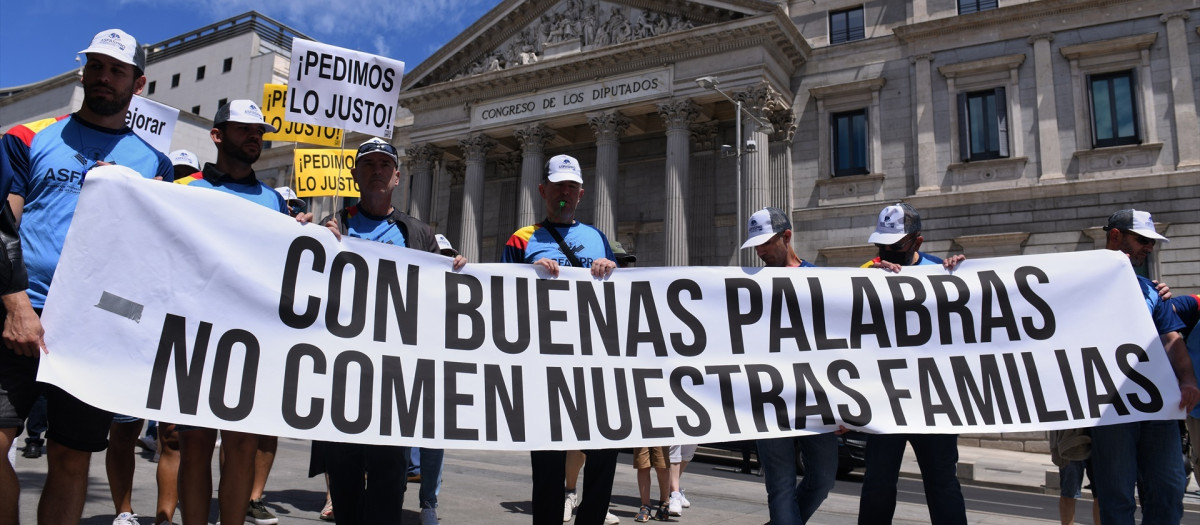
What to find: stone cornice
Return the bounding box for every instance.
[398,11,808,111]
[893,0,1144,44]
[809,77,886,99]
[938,54,1026,78]
[1058,33,1157,60]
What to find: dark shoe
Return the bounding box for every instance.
[653,501,670,521]
[22,438,44,459]
[634,505,652,523]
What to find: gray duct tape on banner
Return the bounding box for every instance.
[94,291,144,323]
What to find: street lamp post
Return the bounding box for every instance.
[696,76,774,265]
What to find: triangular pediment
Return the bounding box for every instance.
[405,0,783,90]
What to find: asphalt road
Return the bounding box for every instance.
[12,437,1199,524]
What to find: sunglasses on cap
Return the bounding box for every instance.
[876,234,917,252]
[1119,230,1156,246]
[358,141,398,158]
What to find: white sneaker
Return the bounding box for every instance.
[420,506,439,525]
[668,492,683,516]
[113,512,140,525]
[604,511,619,524]
[678,488,691,508]
[563,492,578,522]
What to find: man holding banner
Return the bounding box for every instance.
[856,203,967,525]
[502,154,619,525]
[1090,209,1200,525]
[740,206,838,524]
[176,99,285,525]
[319,137,465,525]
[0,28,172,525]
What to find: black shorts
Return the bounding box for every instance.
[0,312,113,452]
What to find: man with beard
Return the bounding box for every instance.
[739,207,838,525]
[1089,209,1199,524]
[0,28,171,524]
[856,202,966,525]
[175,99,288,525]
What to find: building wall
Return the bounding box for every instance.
[143,31,274,120]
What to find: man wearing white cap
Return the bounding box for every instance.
[0,28,172,524]
[857,203,966,525]
[177,99,288,525]
[319,137,465,525]
[170,149,202,184]
[501,154,620,525]
[740,207,837,524]
[1089,209,1199,524]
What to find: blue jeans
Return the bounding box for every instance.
[410,447,444,508]
[858,433,965,525]
[756,433,838,524]
[1090,421,1184,525]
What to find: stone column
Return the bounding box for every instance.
[689,122,720,266]
[1028,34,1063,181]
[768,108,797,213]
[1162,12,1200,168]
[458,133,496,262]
[736,82,785,267]
[587,111,629,239]
[514,124,557,227]
[911,54,939,194]
[656,99,699,266]
[405,144,442,221]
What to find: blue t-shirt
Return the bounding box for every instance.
[3,114,172,307]
[188,164,287,214]
[341,205,407,246]
[861,251,944,268]
[501,220,614,266]
[1137,275,1185,335]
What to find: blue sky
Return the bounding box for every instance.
[0,0,503,88]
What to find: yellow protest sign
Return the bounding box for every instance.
[262,84,344,147]
[293,148,360,198]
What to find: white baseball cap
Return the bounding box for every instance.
[741,207,792,249]
[868,203,922,245]
[213,100,278,133]
[80,29,145,71]
[168,149,200,171]
[1104,209,1169,242]
[546,154,583,184]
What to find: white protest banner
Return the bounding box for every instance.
[41,172,1185,450]
[287,39,404,138]
[261,84,344,147]
[293,148,359,198]
[126,95,178,154]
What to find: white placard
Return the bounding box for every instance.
[126,95,178,154]
[287,39,405,138]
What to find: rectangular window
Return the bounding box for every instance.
[958,0,999,14]
[191,105,201,115]
[957,87,1009,161]
[1088,70,1141,148]
[147,81,156,95]
[223,57,233,73]
[196,66,205,81]
[830,7,865,45]
[832,109,869,176]
[171,73,180,88]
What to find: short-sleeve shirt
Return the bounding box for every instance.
[501,220,614,266]
[341,204,407,247]
[861,251,944,268]
[2,114,173,308]
[1136,275,1184,335]
[188,164,287,214]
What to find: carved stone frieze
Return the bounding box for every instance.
[405,143,443,169]
[459,133,498,160]
[588,110,631,141]
[450,1,701,82]
[689,121,719,151]
[514,123,557,151]
[656,98,699,129]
